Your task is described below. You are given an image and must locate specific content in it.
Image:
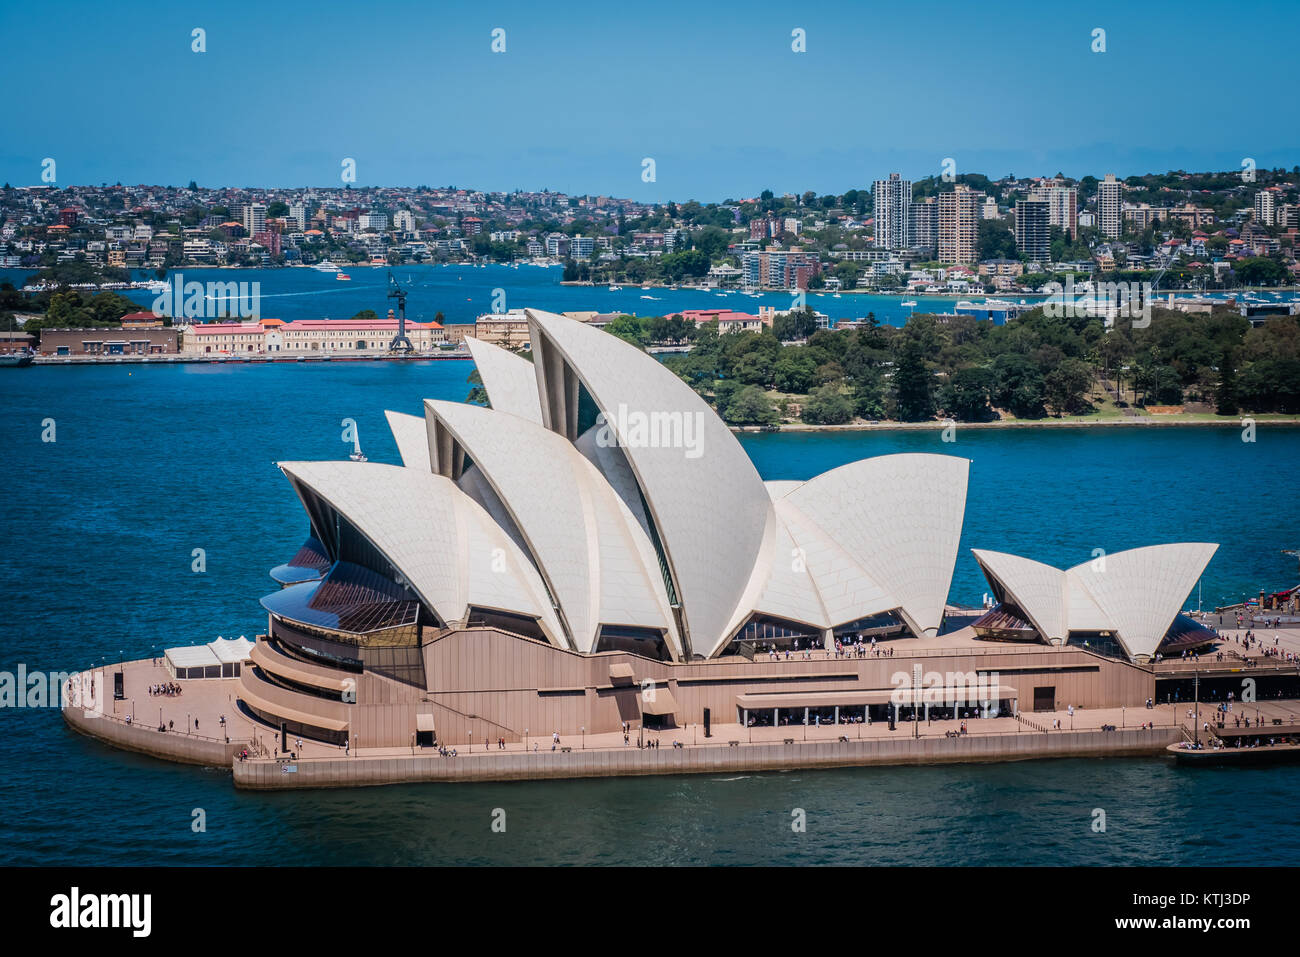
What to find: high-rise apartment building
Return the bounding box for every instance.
[243,203,267,238]
[1097,174,1123,239]
[873,173,911,250]
[1255,190,1276,226]
[1015,199,1050,263]
[909,198,937,252]
[938,186,984,264]
[1031,182,1079,235]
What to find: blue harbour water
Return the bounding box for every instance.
[2,263,1000,328]
[1,267,1299,866]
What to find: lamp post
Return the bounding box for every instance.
[581,726,585,750]
[524,728,528,753]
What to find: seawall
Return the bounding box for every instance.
[63,705,238,768]
[232,726,1180,790]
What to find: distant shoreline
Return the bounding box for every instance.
[734,415,1300,433]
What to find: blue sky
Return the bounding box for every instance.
[2,0,1296,201]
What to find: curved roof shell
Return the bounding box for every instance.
[783,453,969,637]
[973,543,1219,660]
[384,410,431,471]
[463,336,544,424]
[1066,543,1218,660]
[525,308,774,657]
[970,549,1068,642]
[423,400,682,657]
[277,460,564,646]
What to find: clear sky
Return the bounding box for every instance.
[2,0,1296,201]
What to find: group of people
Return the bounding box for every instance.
[147,682,182,697]
[833,637,891,659]
[758,636,898,661]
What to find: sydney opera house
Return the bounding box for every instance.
[236,308,1220,749]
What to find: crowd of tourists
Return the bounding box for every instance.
[761,636,898,661]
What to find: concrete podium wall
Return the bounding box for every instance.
[63,705,238,767]
[232,726,1180,790]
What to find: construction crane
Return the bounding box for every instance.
[387,271,414,353]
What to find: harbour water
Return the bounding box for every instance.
[2,360,1298,865]
[4,263,1010,328]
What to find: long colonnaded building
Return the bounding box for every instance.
[179,313,446,356]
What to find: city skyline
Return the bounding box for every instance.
[3,0,1298,200]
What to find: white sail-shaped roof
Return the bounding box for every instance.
[384,410,431,470]
[784,454,969,637]
[464,336,543,424]
[742,510,830,633]
[573,426,654,540]
[1066,543,1218,660]
[423,400,681,657]
[775,498,898,630]
[971,549,1068,642]
[973,543,1218,661]
[526,308,775,657]
[277,460,565,646]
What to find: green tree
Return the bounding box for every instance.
[941,366,995,421]
[723,385,778,425]
[1237,357,1300,413]
[605,315,647,348]
[989,353,1047,418]
[975,219,1017,261]
[1043,358,1093,415]
[852,369,886,419]
[892,344,935,421]
[801,384,854,424]
[771,353,818,393]
[1234,257,1287,286]
[1215,347,1238,415]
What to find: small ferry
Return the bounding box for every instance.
[336,273,351,281]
